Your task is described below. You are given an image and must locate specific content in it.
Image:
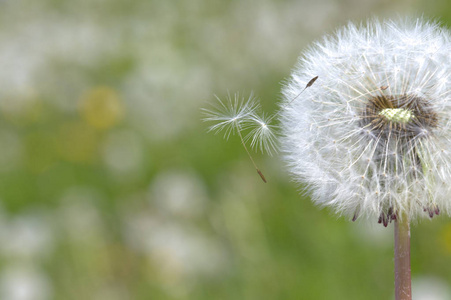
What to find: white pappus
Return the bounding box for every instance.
[202,92,279,183]
[280,18,451,224]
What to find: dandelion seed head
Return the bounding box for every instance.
[280,18,451,222]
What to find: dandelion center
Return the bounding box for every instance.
[378,108,414,124]
[360,94,438,140]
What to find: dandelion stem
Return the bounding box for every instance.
[235,121,267,183]
[394,212,411,300]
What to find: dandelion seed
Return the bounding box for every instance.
[202,92,270,183]
[284,76,319,107]
[202,92,259,139]
[246,112,279,156]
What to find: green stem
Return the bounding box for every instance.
[394,213,412,300]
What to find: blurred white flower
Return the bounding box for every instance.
[0,266,52,300]
[124,214,228,279]
[412,276,451,300]
[0,213,53,260]
[280,18,451,223]
[149,170,207,218]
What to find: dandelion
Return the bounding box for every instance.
[279,18,450,299]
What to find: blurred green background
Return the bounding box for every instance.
[0,0,450,299]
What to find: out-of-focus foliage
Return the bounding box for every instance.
[0,0,449,299]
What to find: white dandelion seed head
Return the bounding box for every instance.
[280,18,451,223]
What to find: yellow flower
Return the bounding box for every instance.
[80,87,124,130]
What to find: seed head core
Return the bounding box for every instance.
[379,108,415,124]
[360,94,438,141]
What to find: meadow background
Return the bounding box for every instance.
[0,0,451,299]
